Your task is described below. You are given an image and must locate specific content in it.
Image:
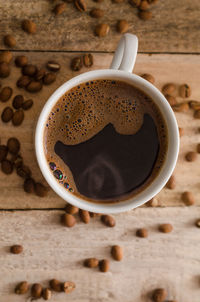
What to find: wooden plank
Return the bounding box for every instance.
[0,52,200,209]
[0,0,200,53]
[0,207,199,301]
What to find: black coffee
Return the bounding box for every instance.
[44,80,168,203]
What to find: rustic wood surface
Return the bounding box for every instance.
[0,207,200,302]
[0,0,200,53]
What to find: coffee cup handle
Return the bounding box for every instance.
[110,34,138,73]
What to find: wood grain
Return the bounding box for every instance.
[0,0,200,52]
[0,207,199,301]
[0,52,200,209]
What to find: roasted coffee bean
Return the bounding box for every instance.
[46,61,60,72]
[49,279,62,292]
[1,107,13,122]
[138,10,152,20]
[14,155,23,168]
[4,34,16,47]
[22,20,37,34]
[179,83,191,98]
[111,245,123,261]
[31,283,43,298]
[101,215,116,227]
[139,0,150,10]
[0,51,12,63]
[185,151,197,162]
[42,288,52,300]
[15,55,28,67]
[1,159,13,174]
[79,209,90,223]
[22,99,33,110]
[179,127,184,137]
[34,182,48,197]
[12,109,24,126]
[182,191,195,206]
[194,110,200,119]
[95,24,110,37]
[43,73,56,85]
[75,0,86,12]
[24,178,35,193]
[117,20,129,33]
[71,57,83,71]
[166,174,175,189]
[15,281,29,294]
[17,75,31,88]
[195,219,200,228]
[10,244,23,254]
[141,73,155,84]
[129,0,141,7]
[152,288,167,302]
[136,228,148,237]
[26,81,42,92]
[17,165,31,178]
[99,259,110,272]
[12,95,24,109]
[63,281,76,294]
[165,94,177,106]
[197,143,200,153]
[84,258,99,268]
[146,197,158,207]
[7,137,20,154]
[53,3,66,15]
[61,213,76,227]
[0,86,13,102]
[159,223,173,233]
[65,204,79,214]
[162,83,176,95]
[0,62,10,78]
[35,68,46,81]
[83,54,93,67]
[90,8,104,18]
[22,64,37,76]
[0,145,8,161]
[172,102,189,112]
[189,100,200,111]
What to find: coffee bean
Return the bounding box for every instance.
[141,73,155,84]
[99,259,109,272]
[75,0,86,12]
[10,244,23,254]
[17,165,31,178]
[129,0,141,7]
[136,228,148,237]
[101,215,116,227]
[185,151,197,162]
[95,24,110,37]
[138,10,152,20]
[15,281,29,294]
[65,203,79,214]
[12,109,24,126]
[189,100,200,111]
[12,95,24,109]
[22,20,37,34]
[31,283,43,298]
[197,143,200,153]
[35,68,46,81]
[4,34,16,48]
[0,86,13,102]
[139,0,150,10]
[83,54,93,68]
[84,258,99,268]
[182,191,195,206]
[195,219,200,228]
[63,281,76,294]
[35,182,48,197]
[152,288,167,302]
[1,107,13,122]
[111,245,123,261]
[0,62,10,78]
[26,81,42,92]
[79,209,90,223]
[15,55,28,67]
[162,83,176,95]
[61,213,76,227]
[7,137,20,154]
[117,20,129,34]
[165,94,177,106]
[172,102,189,112]
[1,160,13,174]
[0,145,8,161]
[53,3,66,15]
[24,178,35,193]
[42,288,52,300]
[43,73,56,85]
[90,8,104,18]
[71,56,83,71]
[22,99,33,110]
[17,75,31,88]
[179,127,184,137]
[158,223,173,233]
[194,110,200,119]
[179,83,191,98]
[22,64,37,76]
[46,61,60,72]
[0,51,13,63]
[49,279,62,292]
[166,174,175,189]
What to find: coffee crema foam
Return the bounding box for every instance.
[44,80,168,203]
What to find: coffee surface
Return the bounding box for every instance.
[44,80,168,203]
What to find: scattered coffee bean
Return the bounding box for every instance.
[22,99,33,110]
[53,3,66,15]
[22,64,37,77]
[7,137,20,154]
[117,20,129,33]
[83,53,93,67]
[139,0,150,10]
[141,73,155,84]
[165,95,177,106]
[129,0,141,7]
[194,110,200,119]
[1,107,13,122]
[182,191,195,206]
[61,213,76,227]
[22,20,37,34]
[101,215,116,227]
[166,174,175,189]
[196,143,200,153]
[84,258,99,268]
[99,259,110,272]
[0,86,13,102]
[185,151,197,162]
[95,24,110,37]
[162,83,176,95]
[12,95,24,109]
[188,100,200,111]
[24,178,35,193]
[65,203,79,214]
[138,10,152,20]
[31,283,43,298]
[46,61,60,72]
[63,281,76,294]
[136,228,148,237]
[90,8,104,18]
[179,83,191,98]
[79,209,90,223]
[179,127,184,137]
[10,244,23,254]
[35,68,46,81]
[195,219,200,228]
[158,223,173,233]
[49,279,62,292]
[15,55,28,67]
[17,165,31,178]
[12,109,24,126]
[26,81,42,92]
[43,73,56,85]
[42,288,52,300]
[1,159,13,174]
[0,62,10,78]
[35,182,48,197]
[111,245,123,261]
[4,34,16,48]
[0,51,13,63]
[152,288,167,302]
[75,0,87,12]
[172,102,189,112]
[17,75,31,88]
[71,56,83,71]
[15,281,29,294]
[0,145,8,161]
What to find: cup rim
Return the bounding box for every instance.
[35,69,179,214]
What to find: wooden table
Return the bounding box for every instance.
[0,1,200,301]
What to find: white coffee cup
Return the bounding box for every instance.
[35,34,179,214]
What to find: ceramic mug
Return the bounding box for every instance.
[35,33,179,214]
